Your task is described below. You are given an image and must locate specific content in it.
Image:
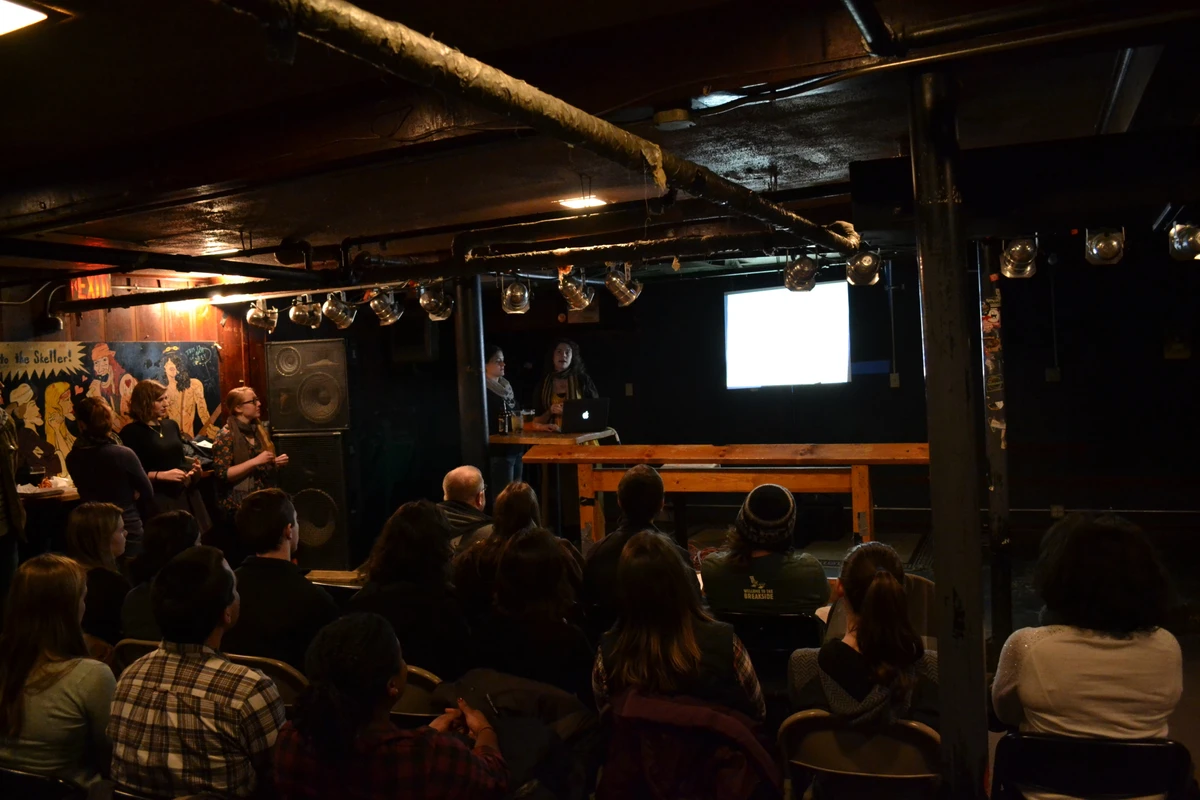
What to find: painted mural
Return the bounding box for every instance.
[0,341,221,477]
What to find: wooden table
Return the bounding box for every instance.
[490,428,618,532]
[19,487,80,503]
[522,442,930,545]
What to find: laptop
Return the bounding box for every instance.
[561,398,610,434]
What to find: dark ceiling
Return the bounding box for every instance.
[0,0,1197,281]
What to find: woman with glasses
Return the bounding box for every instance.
[211,388,288,551]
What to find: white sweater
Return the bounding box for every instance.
[992,625,1182,739]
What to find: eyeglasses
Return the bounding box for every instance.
[239,398,261,407]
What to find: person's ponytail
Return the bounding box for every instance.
[856,569,923,688]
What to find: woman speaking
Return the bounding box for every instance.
[211,387,288,523]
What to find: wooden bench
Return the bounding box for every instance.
[522,443,930,543]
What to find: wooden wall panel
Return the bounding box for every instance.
[134,302,165,341]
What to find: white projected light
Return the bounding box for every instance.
[724,283,850,389]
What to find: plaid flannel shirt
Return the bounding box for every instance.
[274,722,509,800]
[592,635,767,722]
[107,642,285,798]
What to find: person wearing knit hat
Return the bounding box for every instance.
[701,484,830,615]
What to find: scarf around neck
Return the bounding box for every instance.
[231,417,266,467]
[486,376,514,405]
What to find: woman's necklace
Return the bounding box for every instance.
[151,422,163,438]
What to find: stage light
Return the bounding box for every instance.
[784,256,818,292]
[604,270,642,307]
[288,295,322,329]
[557,196,606,210]
[245,299,279,333]
[368,288,403,326]
[322,292,357,329]
[418,284,454,321]
[846,251,881,286]
[1000,238,1038,278]
[1084,229,1124,265]
[502,279,531,314]
[0,1,46,36]
[1169,224,1200,261]
[558,271,594,310]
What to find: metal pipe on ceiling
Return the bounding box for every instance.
[211,0,862,256]
[839,0,899,56]
[0,238,323,284]
[51,278,312,315]
[1094,45,1163,135]
[896,0,1117,51]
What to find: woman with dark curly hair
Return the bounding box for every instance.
[274,613,508,800]
[992,514,1180,745]
[347,501,473,680]
[161,352,213,441]
[532,339,598,431]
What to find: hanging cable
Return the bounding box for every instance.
[0,282,53,305]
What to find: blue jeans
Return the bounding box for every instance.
[489,453,524,506]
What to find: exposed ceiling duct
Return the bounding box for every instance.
[210,0,863,256]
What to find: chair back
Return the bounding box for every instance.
[225,653,309,704]
[392,665,444,728]
[111,639,160,676]
[715,612,823,685]
[778,709,941,798]
[992,732,1194,800]
[0,766,83,800]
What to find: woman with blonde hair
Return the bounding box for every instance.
[211,386,288,520]
[593,531,765,722]
[0,554,116,786]
[65,502,131,646]
[43,381,75,476]
[121,380,210,531]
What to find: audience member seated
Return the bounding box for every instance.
[475,528,594,701]
[347,500,474,680]
[121,510,201,641]
[66,502,132,646]
[0,555,116,787]
[274,613,509,800]
[66,398,154,558]
[789,542,938,729]
[108,546,285,798]
[439,465,493,550]
[702,484,830,615]
[222,489,340,670]
[593,532,766,723]
[992,514,1180,743]
[454,482,582,625]
[583,465,666,633]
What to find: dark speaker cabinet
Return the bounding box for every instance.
[274,431,351,570]
[266,339,350,432]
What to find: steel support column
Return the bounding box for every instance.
[454,275,488,473]
[978,239,1013,664]
[909,70,988,798]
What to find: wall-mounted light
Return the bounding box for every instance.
[604,270,642,307]
[1084,228,1125,265]
[245,299,279,333]
[368,288,403,326]
[418,284,454,321]
[0,0,47,37]
[322,292,357,329]
[558,270,594,310]
[288,295,322,329]
[1000,237,1038,278]
[1169,224,1200,261]
[784,256,818,291]
[846,251,881,286]
[557,196,607,210]
[502,279,531,314]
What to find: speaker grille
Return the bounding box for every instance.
[267,339,349,431]
[275,432,349,569]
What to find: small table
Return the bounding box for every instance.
[489,428,618,533]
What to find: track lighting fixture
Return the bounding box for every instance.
[1084,228,1125,265]
[288,295,322,329]
[558,270,594,310]
[418,284,454,321]
[1169,224,1200,261]
[501,279,531,314]
[368,288,403,326]
[846,252,881,286]
[784,256,818,292]
[245,299,279,333]
[1000,238,1038,279]
[322,291,357,329]
[604,269,642,307]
